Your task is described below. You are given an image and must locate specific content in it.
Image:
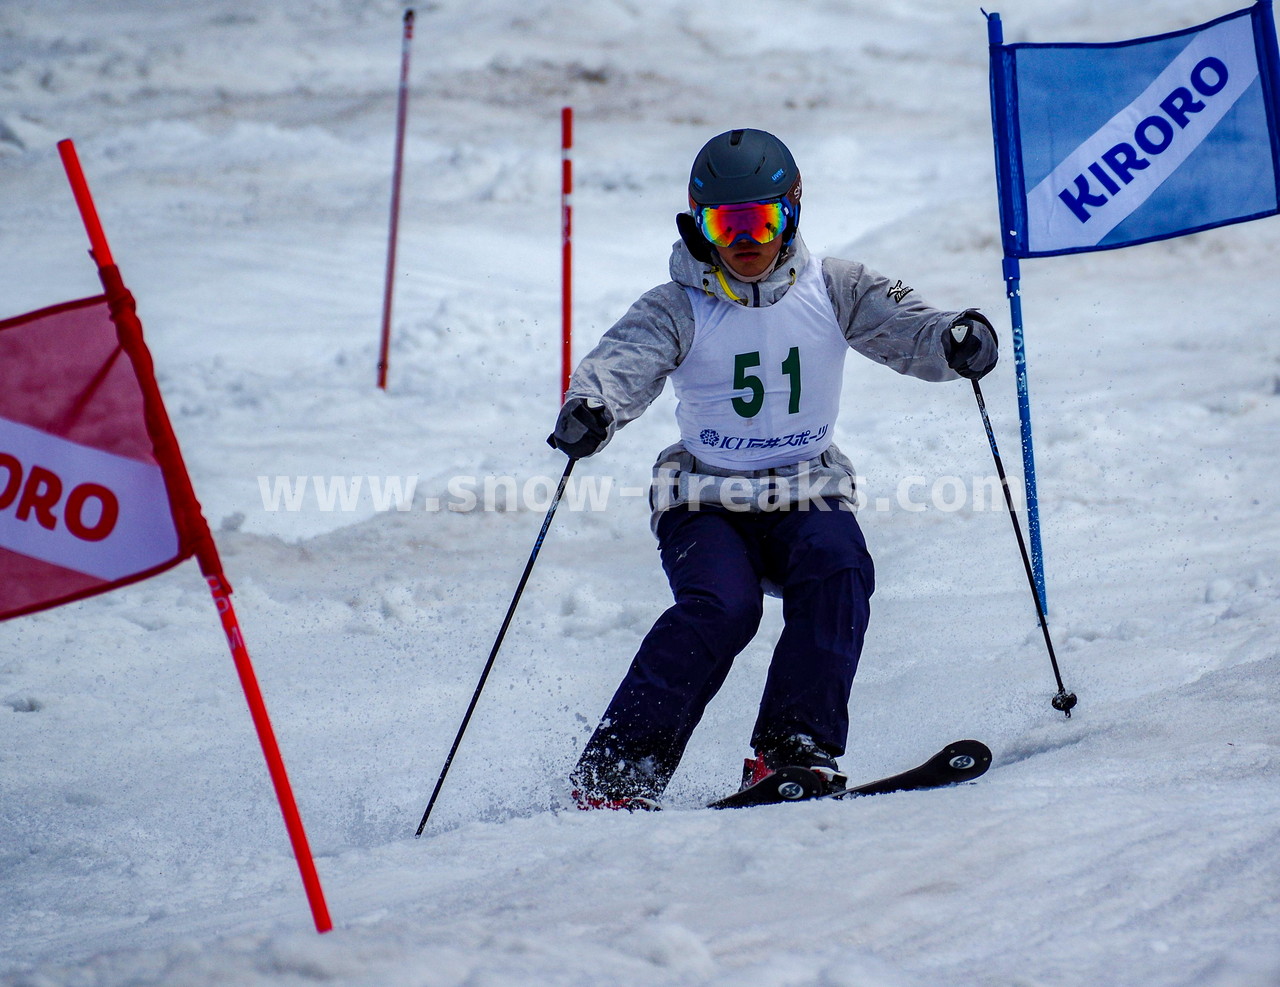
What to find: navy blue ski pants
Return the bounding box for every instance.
[574,499,874,799]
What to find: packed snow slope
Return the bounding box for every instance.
[2,1,1279,984]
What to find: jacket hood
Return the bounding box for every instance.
[668,233,812,307]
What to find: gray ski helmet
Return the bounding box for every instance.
[687,128,801,244]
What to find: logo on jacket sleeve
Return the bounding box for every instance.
[887,280,914,303]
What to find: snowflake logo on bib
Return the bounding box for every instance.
[699,429,720,446]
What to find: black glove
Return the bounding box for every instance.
[547,397,612,459]
[943,311,998,380]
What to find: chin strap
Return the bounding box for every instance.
[728,254,785,284]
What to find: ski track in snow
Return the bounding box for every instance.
[2,1,1280,984]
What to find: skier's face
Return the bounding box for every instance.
[717,235,783,280]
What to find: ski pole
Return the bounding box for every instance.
[970,377,1077,718]
[415,456,578,836]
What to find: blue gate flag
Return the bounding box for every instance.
[990,2,1280,258]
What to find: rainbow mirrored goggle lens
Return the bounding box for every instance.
[695,199,787,248]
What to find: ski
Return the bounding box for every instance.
[825,738,992,800]
[708,739,992,809]
[708,765,829,809]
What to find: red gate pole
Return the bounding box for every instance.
[560,106,573,402]
[207,575,335,931]
[378,8,416,390]
[57,138,333,934]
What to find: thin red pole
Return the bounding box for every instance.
[208,575,334,930]
[378,8,415,391]
[57,141,114,268]
[57,138,333,934]
[560,106,573,402]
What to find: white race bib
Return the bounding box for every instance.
[673,259,847,470]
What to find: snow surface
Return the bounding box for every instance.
[3,0,1280,984]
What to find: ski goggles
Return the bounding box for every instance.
[694,198,789,248]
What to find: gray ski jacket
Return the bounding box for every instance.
[564,234,983,531]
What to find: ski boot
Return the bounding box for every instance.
[741,733,847,795]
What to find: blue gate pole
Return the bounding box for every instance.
[986,9,1048,614]
[1002,255,1047,614]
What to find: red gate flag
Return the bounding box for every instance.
[0,139,333,934]
[0,295,209,618]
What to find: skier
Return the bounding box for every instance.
[549,128,997,809]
